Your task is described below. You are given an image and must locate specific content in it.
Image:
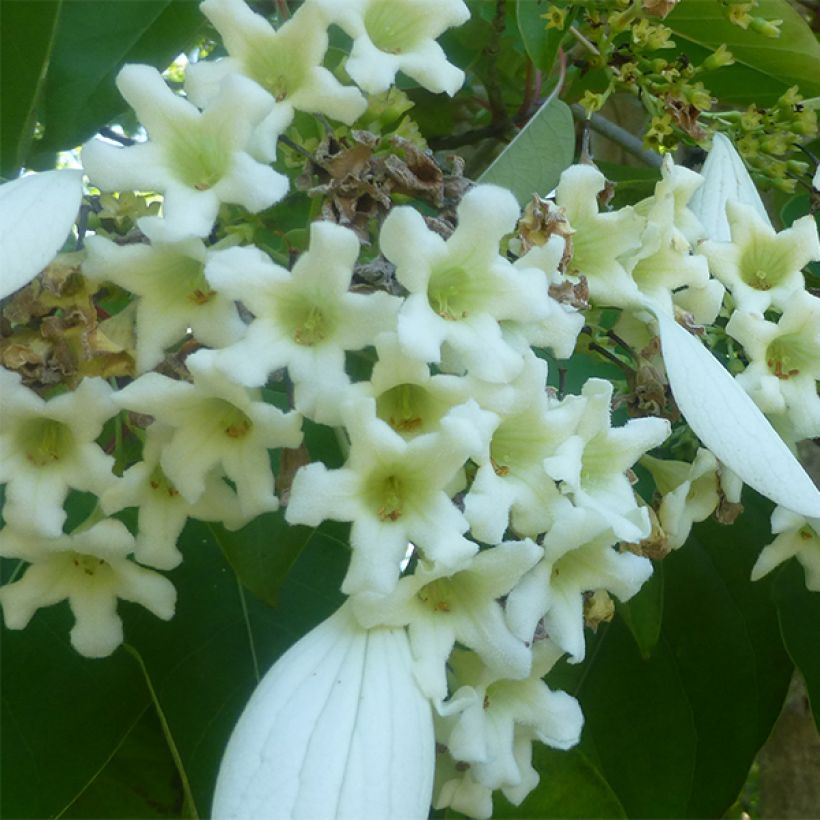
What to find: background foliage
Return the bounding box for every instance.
[1,0,818,817]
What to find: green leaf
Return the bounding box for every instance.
[60,705,185,819]
[515,0,571,75]
[774,560,820,731]
[38,0,204,155]
[0,0,62,177]
[617,561,664,659]
[478,97,575,204]
[494,746,626,818]
[0,606,149,819]
[666,0,820,106]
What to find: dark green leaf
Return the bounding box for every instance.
[617,561,664,659]
[479,97,575,204]
[494,746,626,818]
[60,705,185,819]
[0,0,62,177]
[774,560,820,731]
[666,0,820,106]
[0,607,149,819]
[38,0,204,155]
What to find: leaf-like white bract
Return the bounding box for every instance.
[212,604,435,820]
[655,309,820,518]
[688,132,769,241]
[0,169,83,299]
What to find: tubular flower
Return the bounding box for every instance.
[113,357,303,519]
[751,506,820,591]
[380,185,555,383]
[310,0,469,95]
[0,369,116,537]
[187,0,366,133]
[212,603,435,820]
[0,520,176,658]
[82,64,288,241]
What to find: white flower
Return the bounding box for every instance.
[194,222,400,425]
[699,201,820,313]
[726,291,820,440]
[0,369,116,537]
[505,506,652,661]
[380,184,553,383]
[101,425,247,570]
[82,226,246,373]
[556,164,645,308]
[352,539,542,702]
[187,0,366,131]
[440,643,583,791]
[642,448,720,549]
[212,602,434,820]
[464,354,586,544]
[0,520,175,658]
[83,65,288,241]
[542,378,670,542]
[113,358,302,519]
[310,0,469,95]
[286,396,493,595]
[0,169,83,299]
[751,506,820,591]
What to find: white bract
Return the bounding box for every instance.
[311,0,469,95]
[0,170,83,299]
[0,519,175,658]
[83,64,288,241]
[212,603,435,820]
[0,369,116,537]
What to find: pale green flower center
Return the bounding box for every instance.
[490,417,543,475]
[20,418,74,467]
[739,240,789,291]
[206,399,254,439]
[157,255,215,306]
[276,292,337,346]
[244,44,309,101]
[167,132,230,192]
[364,0,430,53]
[428,265,482,321]
[766,333,812,380]
[148,464,180,497]
[363,465,427,522]
[375,383,444,435]
[416,577,455,613]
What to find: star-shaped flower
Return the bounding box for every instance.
[193,221,400,425]
[700,201,820,313]
[0,369,116,537]
[186,0,366,130]
[310,0,469,95]
[751,506,820,591]
[380,184,554,383]
[82,226,246,373]
[83,64,288,241]
[0,520,175,657]
[352,539,542,702]
[113,357,302,519]
[726,290,820,440]
[286,396,494,595]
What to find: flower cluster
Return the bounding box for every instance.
[1,0,819,818]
